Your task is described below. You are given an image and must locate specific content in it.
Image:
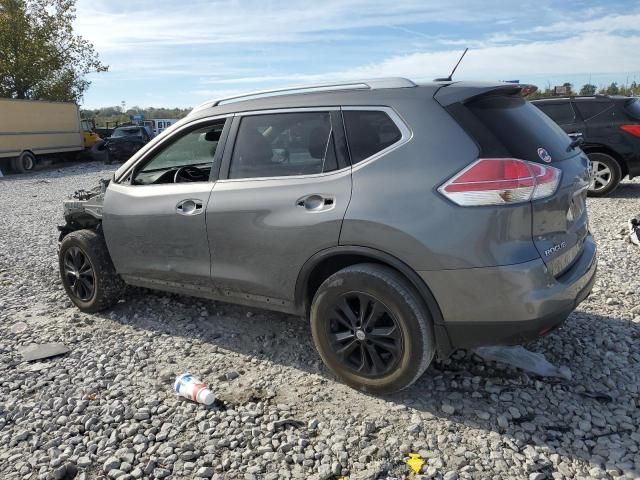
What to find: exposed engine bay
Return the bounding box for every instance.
[58,179,109,238]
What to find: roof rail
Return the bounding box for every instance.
[191,77,416,113]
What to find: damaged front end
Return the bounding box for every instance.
[58,179,109,240]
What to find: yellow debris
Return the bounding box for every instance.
[407,453,425,474]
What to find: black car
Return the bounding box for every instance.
[92,126,152,164]
[532,95,640,196]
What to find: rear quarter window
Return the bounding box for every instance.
[574,100,613,120]
[343,110,402,164]
[625,98,640,120]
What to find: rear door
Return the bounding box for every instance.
[448,91,591,277]
[206,108,351,308]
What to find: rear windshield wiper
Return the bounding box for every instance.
[568,136,584,151]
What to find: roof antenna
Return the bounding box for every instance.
[435,48,468,82]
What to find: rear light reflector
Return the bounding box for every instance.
[620,124,640,137]
[439,158,561,206]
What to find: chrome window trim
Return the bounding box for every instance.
[217,165,351,184]
[341,106,413,172]
[114,114,233,184]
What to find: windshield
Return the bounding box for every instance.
[113,127,142,138]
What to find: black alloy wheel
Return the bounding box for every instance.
[327,292,403,378]
[62,246,96,301]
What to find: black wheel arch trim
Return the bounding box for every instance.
[295,245,454,358]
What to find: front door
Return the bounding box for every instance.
[103,118,229,287]
[206,109,352,307]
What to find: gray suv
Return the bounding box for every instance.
[58,78,597,394]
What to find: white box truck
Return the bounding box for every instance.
[0,98,84,174]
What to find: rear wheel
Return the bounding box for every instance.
[59,230,125,312]
[11,152,37,173]
[587,152,622,197]
[310,263,435,394]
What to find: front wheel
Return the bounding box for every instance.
[587,152,622,197]
[310,263,435,394]
[59,230,125,312]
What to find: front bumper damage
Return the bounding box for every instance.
[58,179,109,239]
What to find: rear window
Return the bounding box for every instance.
[343,110,402,164]
[625,98,640,120]
[113,127,142,138]
[455,95,574,163]
[535,102,576,125]
[575,100,612,120]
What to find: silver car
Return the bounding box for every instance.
[58,78,597,393]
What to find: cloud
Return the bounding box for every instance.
[75,1,640,107]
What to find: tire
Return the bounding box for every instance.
[59,229,125,313]
[587,152,622,197]
[11,152,37,173]
[310,263,435,394]
[90,140,112,164]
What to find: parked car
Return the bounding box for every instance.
[92,126,153,164]
[93,127,114,139]
[531,95,640,196]
[58,78,596,394]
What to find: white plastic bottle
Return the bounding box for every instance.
[174,373,216,405]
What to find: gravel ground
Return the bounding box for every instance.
[0,161,639,480]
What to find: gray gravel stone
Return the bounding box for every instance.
[0,162,639,480]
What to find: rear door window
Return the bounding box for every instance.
[574,100,613,120]
[229,111,338,179]
[535,102,576,125]
[342,110,402,164]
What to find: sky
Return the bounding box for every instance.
[74,0,640,109]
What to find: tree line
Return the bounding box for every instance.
[527,81,639,99]
[80,106,191,127]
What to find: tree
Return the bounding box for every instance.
[562,82,573,95]
[605,82,620,95]
[579,83,597,96]
[0,0,107,102]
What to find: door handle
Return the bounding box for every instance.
[296,194,335,211]
[568,132,583,138]
[176,199,203,215]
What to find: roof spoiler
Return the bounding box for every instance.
[435,83,538,106]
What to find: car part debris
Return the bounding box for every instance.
[19,343,70,362]
[406,453,425,474]
[579,390,613,402]
[628,217,640,246]
[474,345,572,380]
[175,373,216,405]
[272,419,305,430]
[10,322,27,333]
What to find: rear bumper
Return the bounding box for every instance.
[421,234,597,350]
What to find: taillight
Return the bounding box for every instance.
[620,124,640,137]
[438,158,561,206]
